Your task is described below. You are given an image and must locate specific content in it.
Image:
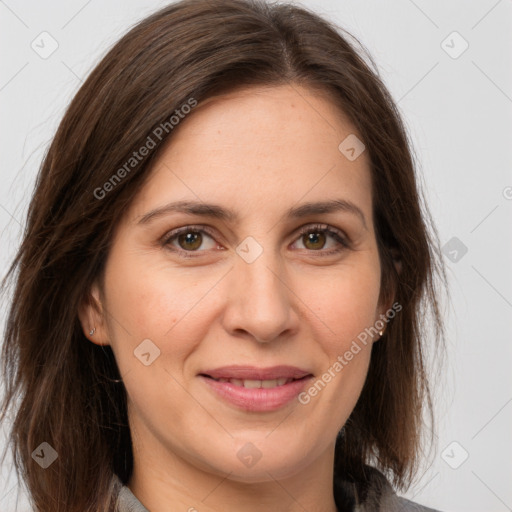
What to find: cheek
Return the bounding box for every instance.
[101,251,211,430]
[305,259,382,351]
[297,264,380,425]
[102,247,216,347]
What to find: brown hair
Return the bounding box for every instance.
[0,0,445,510]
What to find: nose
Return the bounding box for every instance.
[221,248,298,344]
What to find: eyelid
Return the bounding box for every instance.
[159,224,219,249]
[295,223,349,244]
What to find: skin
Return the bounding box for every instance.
[79,84,392,512]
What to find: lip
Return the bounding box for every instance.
[198,365,313,412]
[200,365,311,380]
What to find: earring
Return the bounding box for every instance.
[89,327,96,336]
[378,329,384,337]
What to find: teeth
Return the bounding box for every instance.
[243,379,261,389]
[214,377,294,388]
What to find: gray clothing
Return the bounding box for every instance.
[112,466,442,511]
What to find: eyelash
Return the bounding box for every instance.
[160,223,351,259]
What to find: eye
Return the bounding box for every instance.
[291,223,350,256]
[161,225,220,258]
[160,223,350,259]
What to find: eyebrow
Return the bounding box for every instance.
[137,198,367,229]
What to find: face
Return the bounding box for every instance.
[81,84,388,484]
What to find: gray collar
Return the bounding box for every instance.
[111,468,440,512]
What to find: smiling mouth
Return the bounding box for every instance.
[200,375,310,388]
[198,369,313,413]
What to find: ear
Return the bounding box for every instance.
[78,281,110,346]
[391,247,402,275]
[375,248,402,338]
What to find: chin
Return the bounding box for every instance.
[195,437,317,483]
[215,457,311,484]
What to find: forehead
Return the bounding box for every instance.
[127,84,373,224]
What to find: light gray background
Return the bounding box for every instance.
[1,1,511,511]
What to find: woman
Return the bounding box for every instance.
[0,0,445,510]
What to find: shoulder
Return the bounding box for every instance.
[334,465,444,512]
[392,496,443,512]
[110,468,443,512]
[111,474,149,512]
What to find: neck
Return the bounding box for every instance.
[127,434,340,512]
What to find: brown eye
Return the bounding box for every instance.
[177,231,203,251]
[161,225,218,257]
[292,224,350,256]
[302,231,327,250]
